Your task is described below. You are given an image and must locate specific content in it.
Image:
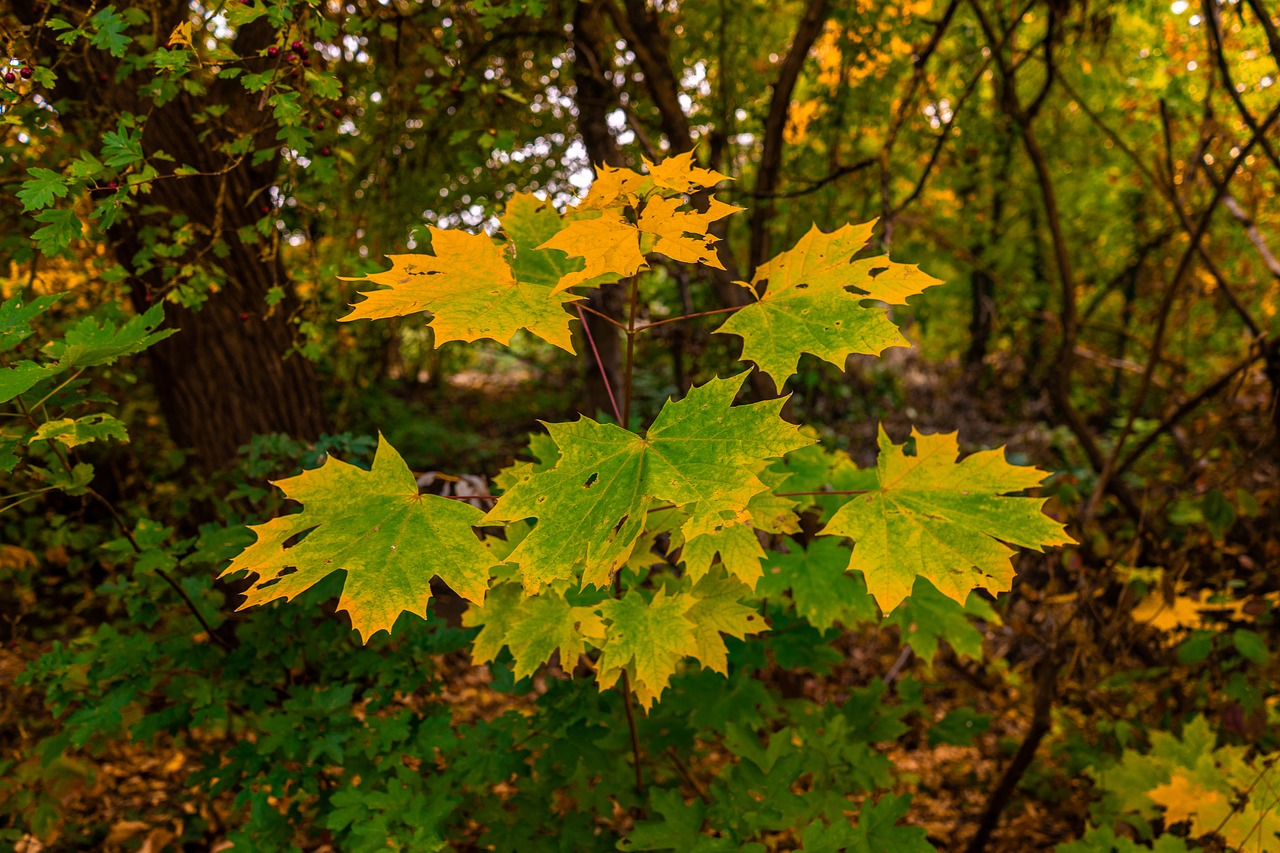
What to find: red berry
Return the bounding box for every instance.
[320,145,332,156]
[144,293,154,302]
[291,40,305,52]
[20,67,33,80]
[239,312,251,321]
[3,72,14,84]
[98,72,109,82]
[302,58,311,68]
[107,180,118,190]
[332,107,342,117]
[314,120,325,130]
[267,46,279,57]
[260,204,271,214]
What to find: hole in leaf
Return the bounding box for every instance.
[868,266,889,278]
[795,283,809,289]
[612,514,629,535]
[274,566,299,578]
[584,472,599,488]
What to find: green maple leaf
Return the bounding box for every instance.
[754,537,878,631]
[1091,716,1280,850]
[340,195,583,352]
[885,577,996,667]
[223,436,499,642]
[484,373,812,591]
[770,439,877,523]
[597,588,698,710]
[716,222,944,388]
[464,582,606,680]
[822,426,1073,613]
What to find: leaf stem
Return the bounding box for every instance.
[635,304,743,332]
[575,301,629,332]
[575,304,622,424]
[616,273,646,796]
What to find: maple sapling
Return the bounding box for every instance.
[230,153,1073,717]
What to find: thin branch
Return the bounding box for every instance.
[637,304,744,331]
[667,746,711,804]
[747,0,832,276]
[1085,104,1280,522]
[577,304,623,425]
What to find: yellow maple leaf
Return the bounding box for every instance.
[573,164,649,212]
[538,210,646,293]
[635,195,739,266]
[642,151,730,193]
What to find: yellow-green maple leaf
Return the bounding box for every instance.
[464,582,606,680]
[676,468,801,587]
[716,222,944,388]
[483,373,812,592]
[822,426,1073,613]
[222,436,498,642]
[684,575,766,674]
[339,195,582,351]
[597,588,696,710]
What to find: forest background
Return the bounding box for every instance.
[2,0,1280,850]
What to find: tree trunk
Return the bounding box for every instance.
[18,0,329,469]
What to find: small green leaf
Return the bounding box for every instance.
[1232,629,1268,665]
[18,168,70,211]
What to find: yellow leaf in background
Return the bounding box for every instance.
[168,21,193,50]
[1132,585,1247,633]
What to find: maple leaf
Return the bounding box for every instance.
[340,199,583,351]
[538,209,646,293]
[597,588,698,710]
[677,469,801,587]
[884,578,996,667]
[483,373,812,592]
[575,151,729,213]
[222,436,498,642]
[542,157,741,293]
[754,537,877,631]
[1093,716,1280,850]
[643,151,730,193]
[715,222,944,388]
[464,582,606,680]
[822,426,1073,613]
[684,575,766,675]
[634,194,739,267]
